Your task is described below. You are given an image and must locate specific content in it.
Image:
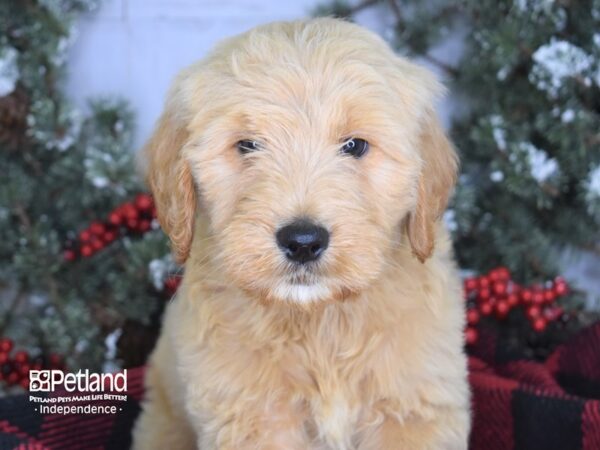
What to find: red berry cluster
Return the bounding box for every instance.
[163,276,182,297]
[464,267,569,345]
[0,338,64,390]
[64,194,156,261]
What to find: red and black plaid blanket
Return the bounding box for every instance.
[1,322,599,450]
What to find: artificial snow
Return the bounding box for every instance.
[91,176,109,188]
[531,39,593,96]
[490,170,505,182]
[0,46,19,97]
[443,209,458,232]
[490,115,507,151]
[519,142,559,183]
[103,327,123,373]
[561,109,575,123]
[148,256,176,291]
[497,66,510,81]
[53,133,76,152]
[52,34,76,67]
[587,165,600,198]
[515,0,555,13]
[104,328,122,361]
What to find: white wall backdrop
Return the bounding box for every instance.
[66,0,462,149]
[66,0,321,149]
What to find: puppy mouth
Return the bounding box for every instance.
[287,272,316,286]
[284,264,322,285]
[272,280,330,304]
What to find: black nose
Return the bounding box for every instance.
[276,220,329,264]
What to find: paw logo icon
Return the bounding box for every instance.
[29,370,50,392]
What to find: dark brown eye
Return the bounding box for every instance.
[237,140,259,154]
[341,138,369,158]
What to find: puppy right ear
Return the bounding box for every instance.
[144,107,195,264]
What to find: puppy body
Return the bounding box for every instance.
[133,19,470,449]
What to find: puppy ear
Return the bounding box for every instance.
[144,108,195,264]
[406,110,458,262]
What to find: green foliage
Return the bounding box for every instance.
[0,0,168,373]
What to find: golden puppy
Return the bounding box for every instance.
[132,18,470,450]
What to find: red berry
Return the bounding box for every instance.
[493,281,507,296]
[466,309,480,325]
[14,351,28,364]
[521,289,533,303]
[465,327,479,345]
[89,222,105,236]
[509,282,521,294]
[532,317,547,332]
[108,212,122,226]
[135,194,153,211]
[495,300,510,319]
[80,245,94,257]
[63,249,76,261]
[489,270,501,282]
[123,203,138,220]
[532,291,545,305]
[464,278,478,292]
[91,238,104,251]
[526,305,541,320]
[554,281,568,296]
[543,289,556,303]
[49,354,62,368]
[138,220,151,232]
[479,302,493,316]
[507,293,519,307]
[495,266,511,281]
[478,288,491,301]
[164,277,181,295]
[126,218,139,230]
[7,372,19,385]
[79,229,91,242]
[545,306,564,321]
[103,231,117,243]
[479,276,490,289]
[20,377,30,390]
[18,363,30,376]
[0,338,13,353]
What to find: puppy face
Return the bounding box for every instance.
[145,19,457,305]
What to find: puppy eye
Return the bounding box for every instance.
[340,138,369,158]
[237,140,260,154]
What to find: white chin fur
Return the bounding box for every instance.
[273,282,330,304]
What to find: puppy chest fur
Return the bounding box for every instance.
[133,18,470,450]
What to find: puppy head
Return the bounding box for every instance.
[144,19,457,304]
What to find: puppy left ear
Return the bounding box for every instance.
[406,110,458,262]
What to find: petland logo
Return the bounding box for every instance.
[29,369,127,392]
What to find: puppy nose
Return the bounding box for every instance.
[276,220,329,264]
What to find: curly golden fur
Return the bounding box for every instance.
[132,18,470,449]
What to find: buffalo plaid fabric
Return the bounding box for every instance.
[0,323,599,450]
[469,322,600,450]
[0,367,144,450]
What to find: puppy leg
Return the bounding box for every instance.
[358,408,470,450]
[132,363,196,449]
